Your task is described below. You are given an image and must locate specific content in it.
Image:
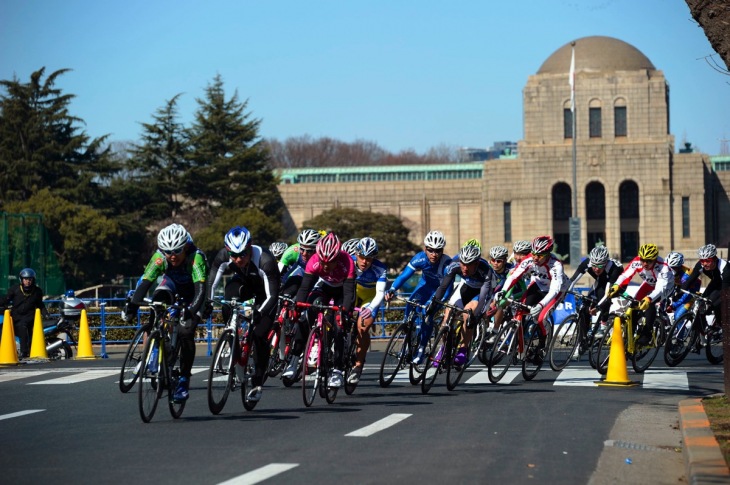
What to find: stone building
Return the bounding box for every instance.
[277,36,728,267]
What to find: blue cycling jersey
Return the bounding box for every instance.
[391,251,452,294]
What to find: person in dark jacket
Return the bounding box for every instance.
[0,268,50,358]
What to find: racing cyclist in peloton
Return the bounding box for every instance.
[384,230,452,365]
[681,243,730,326]
[279,229,323,296]
[484,245,513,342]
[269,242,289,264]
[348,237,388,384]
[207,226,280,402]
[124,224,208,402]
[607,243,674,346]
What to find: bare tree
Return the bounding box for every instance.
[685,0,730,72]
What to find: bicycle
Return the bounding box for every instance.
[137,297,187,423]
[119,323,150,393]
[266,296,296,380]
[342,309,360,395]
[206,297,261,415]
[298,300,343,407]
[596,293,666,375]
[664,289,723,366]
[547,290,602,371]
[487,297,554,384]
[378,298,432,387]
[421,300,473,393]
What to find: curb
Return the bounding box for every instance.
[679,397,730,484]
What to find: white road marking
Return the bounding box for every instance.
[465,368,520,385]
[642,369,689,390]
[0,409,45,421]
[553,367,603,387]
[217,463,299,485]
[0,371,48,383]
[29,369,118,384]
[346,413,412,437]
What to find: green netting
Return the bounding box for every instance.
[1,212,65,296]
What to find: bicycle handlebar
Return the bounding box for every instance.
[679,288,713,303]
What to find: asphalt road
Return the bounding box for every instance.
[0,346,723,484]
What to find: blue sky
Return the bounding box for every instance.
[2,0,728,155]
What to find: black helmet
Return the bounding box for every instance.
[19,268,36,280]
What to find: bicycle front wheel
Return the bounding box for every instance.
[631,318,662,373]
[522,321,550,381]
[421,326,449,394]
[138,332,163,423]
[241,341,259,411]
[488,321,518,384]
[705,320,723,365]
[207,329,235,415]
[379,323,409,387]
[119,326,148,393]
[466,318,487,368]
[446,333,468,391]
[548,314,580,371]
[302,327,321,407]
[344,330,359,395]
[663,313,698,367]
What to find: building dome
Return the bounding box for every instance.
[537,36,655,74]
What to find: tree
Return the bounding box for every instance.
[193,207,286,259]
[187,74,282,215]
[0,67,114,207]
[685,0,730,71]
[301,207,419,270]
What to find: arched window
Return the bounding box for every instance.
[585,182,606,249]
[552,182,572,262]
[619,180,640,262]
[614,97,627,137]
[589,98,602,138]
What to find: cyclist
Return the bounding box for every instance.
[665,252,699,323]
[568,245,623,339]
[494,236,569,362]
[607,243,674,346]
[384,230,452,364]
[342,238,361,257]
[427,242,494,365]
[485,245,513,339]
[0,268,51,359]
[269,241,289,262]
[208,226,280,402]
[289,232,357,388]
[681,244,730,324]
[348,237,388,384]
[508,240,532,265]
[124,223,208,402]
[279,229,323,295]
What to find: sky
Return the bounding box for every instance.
[2,0,729,155]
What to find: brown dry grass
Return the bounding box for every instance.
[702,395,730,466]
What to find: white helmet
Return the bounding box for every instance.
[357,237,378,257]
[459,244,481,264]
[589,246,610,266]
[269,242,288,259]
[665,251,684,268]
[489,245,509,260]
[341,238,360,256]
[698,244,717,259]
[424,230,446,250]
[224,226,251,254]
[512,240,531,254]
[298,229,322,248]
[158,224,190,253]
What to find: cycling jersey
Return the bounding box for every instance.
[502,254,569,307]
[671,265,700,313]
[354,256,388,314]
[682,257,729,310]
[295,251,357,312]
[569,257,623,293]
[614,256,674,302]
[390,251,452,294]
[432,257,494,317]
[279,243,304,281]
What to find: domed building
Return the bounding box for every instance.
[277,36,727,265]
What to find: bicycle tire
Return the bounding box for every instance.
[379,323,409,387]
[446,331,468,391]
[596,316,626,375]
[631,316,662,373]
[138,332,163,423]
[241,341,259,411]
[168,359,186,419]
[207,329,235,415]
[705,320,723,365]
[422,326,449,394]
[522,321,550,381]
[466,318,487,368]
[488,321,518,384]
[344,328,359,395]
[548,314,580,371]
[409,313,430,384]
[302,327,321,407]
[663,313,698,367]
[119,326,148,393]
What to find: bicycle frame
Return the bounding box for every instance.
[298,301,343,407]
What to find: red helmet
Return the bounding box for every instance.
[531,235,554,254]
[316,232,341,262]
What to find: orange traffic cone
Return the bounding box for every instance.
[30,309,49,360]
[596,315,638,387]
[0,309,19,365]
[75,309,97,359]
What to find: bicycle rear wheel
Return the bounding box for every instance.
[705,320,723,364]
[302,327,321,407]
[522,321,550,381]
[421,326,449,394]
[548,314,580,371]
[119,326,148,393]
[488,321,518,384]
[344,329,359,395]
[240,341,259,411]
[663,314,698,367]
[379,323,409,387]
[466,318,487,368]
[446,333,468,391]
[631,317,662,373]
[207,329,235,415]
[138,332,163,423]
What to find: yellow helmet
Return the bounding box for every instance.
[464,238,481,249]
[638,243,659,260]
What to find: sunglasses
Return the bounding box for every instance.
[592,264,605,269]
[700,258,714,264]
[425,248,443,254]
[299,247,315,255]
[161,247,184,256]
[490,258,505,264]
[531,252,549,258]
[228,249,249,258]
[640,258,655,264]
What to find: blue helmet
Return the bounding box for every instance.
[224,226,251,254]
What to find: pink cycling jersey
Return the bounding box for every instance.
[304,251,356,287]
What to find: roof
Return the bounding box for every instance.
[537,35,656,74]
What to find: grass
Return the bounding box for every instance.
[702,395,730,466]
